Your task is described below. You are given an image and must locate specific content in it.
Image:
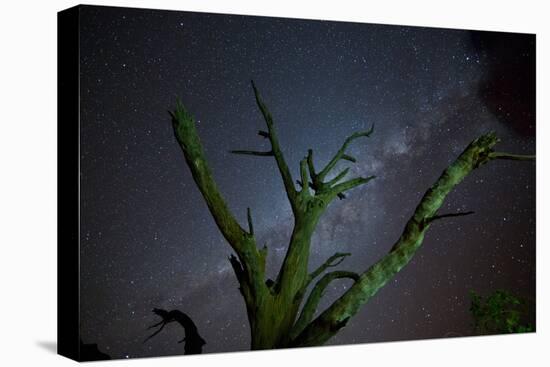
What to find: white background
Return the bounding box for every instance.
[0,0,547,365]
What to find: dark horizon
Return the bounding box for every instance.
[78,5,535,359]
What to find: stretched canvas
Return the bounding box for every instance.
[58,4,536,362]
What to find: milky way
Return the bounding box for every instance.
[78,5,535,359]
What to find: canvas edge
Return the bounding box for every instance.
[57,4,81,362]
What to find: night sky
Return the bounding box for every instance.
[78,5,536,360]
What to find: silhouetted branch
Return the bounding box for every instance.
[145,308,206,355]
[144,321,167,343]
[426,210,475,225]
[230,150,274,157]
[489,152,536,161]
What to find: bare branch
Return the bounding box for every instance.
[341,154,356,163]
[230,149,274,157]
[307,252,352,284]
[251,80,297,205]
[307,149,316,181]
[247,207,254,235]
[326,168,350,187]
[426,210,475,225]
[489,152,536,161]
[290,271,359,340]
[144,321,167,343]
[144,309,206,354]
[317,124,374,182]
[330,175,376,197]
[299,158,310,192]
[172,99,267,300]
[147,320,164,330]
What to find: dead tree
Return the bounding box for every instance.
[170,80,534,349]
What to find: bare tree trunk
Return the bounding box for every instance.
[170,81,534,350]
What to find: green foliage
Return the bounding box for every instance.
[469,290,533,335]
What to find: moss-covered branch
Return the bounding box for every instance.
[171,101,248,247]
[426,210,475,224]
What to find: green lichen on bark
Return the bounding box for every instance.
[171,81,534,350]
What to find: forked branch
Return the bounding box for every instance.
[229,81,299,208]
[290,271,359,339]
[304,125,375,200]
[307,252,352,285]
[317,124,374,183]
[250,80,298,206]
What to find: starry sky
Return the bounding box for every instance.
[78,5,536,360]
